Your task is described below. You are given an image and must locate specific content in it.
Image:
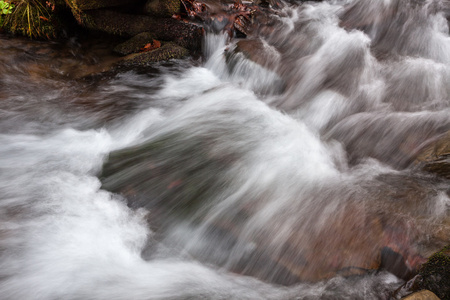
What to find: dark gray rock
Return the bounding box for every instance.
[80,10,203,50]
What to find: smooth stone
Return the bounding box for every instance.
[401,290,441,300]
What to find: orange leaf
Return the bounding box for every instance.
[140,40,162,52]
[152,40,161,49]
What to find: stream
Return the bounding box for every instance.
[0,0,450,299]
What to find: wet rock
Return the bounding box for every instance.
[233,39,280,70]
[339,0,399,32]
[101,141,448,284]
[380,247,415,280]
[113,32,156,56]
[415,131,450,179]
[207,184,434,284]
[414,245,450,300]
[363,173,450,263]
[100,132,232,230]
[120,42,189,66]
[99,120,448,286]
[401,290,440,300]
[328,113,450,169]
[181,0,282,38]
[270,202,384,282]
[145,0,180,18]
[80,10,203,50]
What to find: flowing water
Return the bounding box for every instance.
[1,0,450,299]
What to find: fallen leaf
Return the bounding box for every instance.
[140,40,162,52]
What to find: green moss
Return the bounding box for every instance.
[417,245,450,300]
[0,1,14,25]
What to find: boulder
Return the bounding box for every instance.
[145,0,180,18]
[415,131,450,179]
[120,42,189,66]
[80,10,203,50]
[113,32,156,56]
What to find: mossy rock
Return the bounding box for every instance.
[145,0,180,18]
[416,245,450,299]
[120,42,189,66]
[113,32,156,56]
[79,10,203,50]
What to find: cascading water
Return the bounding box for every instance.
[0,0,449,299]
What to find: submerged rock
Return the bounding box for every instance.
[100,125,448,285]
[233,38,280,70]
[415,131,450,180]
[328,113,450,169]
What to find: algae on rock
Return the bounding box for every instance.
[416,245,450,300]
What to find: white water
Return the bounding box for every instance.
[1,0,450,299]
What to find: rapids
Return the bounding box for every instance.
[0,0,449,299]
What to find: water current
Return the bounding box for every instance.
[1,0,450,299]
